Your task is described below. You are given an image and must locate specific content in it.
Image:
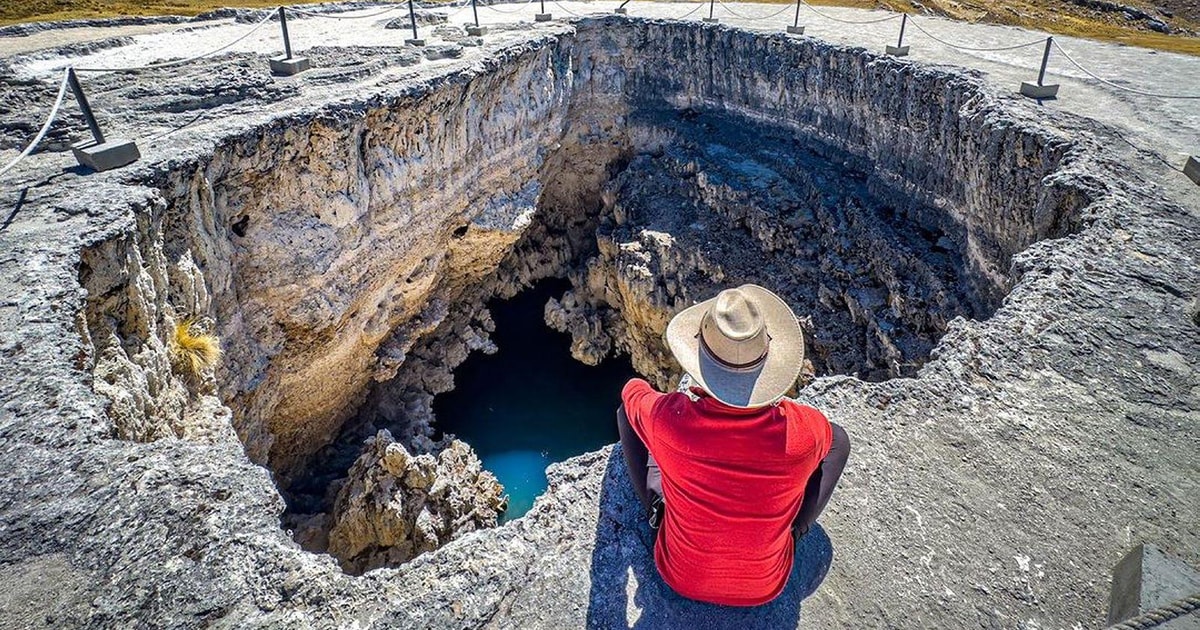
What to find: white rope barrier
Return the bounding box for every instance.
[1051,39,1200,99]
[906,18,1046,52]
[716,0,793,21]
[74,10,277,73]
[288,4,406,19]
[552,1,605,17]
[674,1,708,18]
[480,0,537,15]
[798,0,900,25]
[441,2,475,19]
[0,69,70,179]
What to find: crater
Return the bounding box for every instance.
[73,20,1093,575]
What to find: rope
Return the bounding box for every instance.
[1106,592,1200,630]
[1051,40,1200,99]
[673,1,707,19]
[0,69,70,179]
[552,0,604,16]
[480,0,537,15]
[74,10,276,73]
[441,2,474,18]
[906,18,1045,52]
[716,0,793,21]
[287,4,405,19]
[799,0,900,25]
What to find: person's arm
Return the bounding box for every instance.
[617,404,655,512]
[617,379,662,513]
[794,422,851,536]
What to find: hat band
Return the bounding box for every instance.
[698,332,770,371]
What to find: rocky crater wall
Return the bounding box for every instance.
[74,18,1095,571]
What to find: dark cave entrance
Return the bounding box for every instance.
[432,278,636,521]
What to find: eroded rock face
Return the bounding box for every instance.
[545,110,998,386]
[67,19,1092,572]
[322,430,505,574]
[3,15,1196,629]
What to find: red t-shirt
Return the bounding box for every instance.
[621,378,833,607]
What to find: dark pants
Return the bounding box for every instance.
[617,405,851,537]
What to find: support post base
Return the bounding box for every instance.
[786,25,805,34]
[1107,544,1200,626]
[269,55,311,76]
[405,38,427,46]
[1184,155,1200,186]
[72,138,140,172]
[702,17,719,22]
[1019,81,1059,99]
[535,13,552,21]
[466,25,488,35]
[615,6,627,13]
[885,45,909,56]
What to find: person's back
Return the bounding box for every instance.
[617,284,850,607]
[623,380,833,605]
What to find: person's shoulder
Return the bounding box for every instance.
[778,399,829,423]
[621,377,656,398]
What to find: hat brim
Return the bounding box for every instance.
[665,284,804,408]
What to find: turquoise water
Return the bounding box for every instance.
[433,279,636,522]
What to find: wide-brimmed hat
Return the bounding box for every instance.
[666,284,803,408]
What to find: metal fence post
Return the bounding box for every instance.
[1019,37,1059,99]
[405,0,426,46]
[66,68,140,171]
[269,6,311,75]
[787,0,804,34]
[536,0,552,21]
[67,68,104,145]
[703,0,718,23]
[467,0,488,35]
[279,6,292,59]
[886,14,910,56]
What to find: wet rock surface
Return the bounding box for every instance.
[0,13,1197,630]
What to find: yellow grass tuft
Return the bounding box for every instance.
[171,318,221,376]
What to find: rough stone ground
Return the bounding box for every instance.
[0,3,1198,629]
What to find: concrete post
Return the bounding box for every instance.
[703,0,718,22]
[66,68,139,172]
[1107,544,1200,626]
[1184,155,1200,186]
[269,7,312,75]
[885,14,910,56]
[535,0,552,22]
[616,0,629,14]
[1020,37,1059,99]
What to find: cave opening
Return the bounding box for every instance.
[432,277,636,521]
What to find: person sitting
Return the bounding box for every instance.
[617,284,851,607]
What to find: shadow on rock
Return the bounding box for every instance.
[585,445,833,630]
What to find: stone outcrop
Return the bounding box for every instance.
[321,430,505,574]
[0,13,1197,630]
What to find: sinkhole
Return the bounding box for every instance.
[74,20,1093,576]
[432,278,636,522]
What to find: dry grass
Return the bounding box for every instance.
[1,0,1197,54]
[1,0,292,26]
[171,318,221,377]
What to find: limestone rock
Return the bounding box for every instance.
[326,430,505,574]
[0,13,1196,630]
